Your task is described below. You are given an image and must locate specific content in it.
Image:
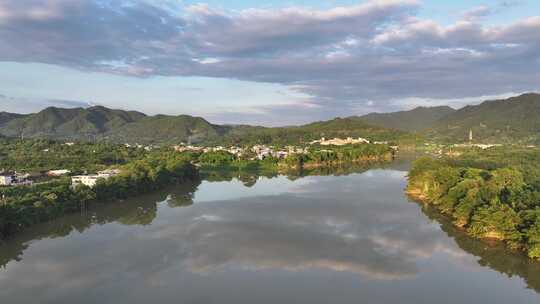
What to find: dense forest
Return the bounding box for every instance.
[407,147,540,259]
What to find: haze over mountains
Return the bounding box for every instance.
[0,93,539,144]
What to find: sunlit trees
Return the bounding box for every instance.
[407,148,540,259]
[0,152,199,238]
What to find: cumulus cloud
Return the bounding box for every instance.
[0,0,539,120]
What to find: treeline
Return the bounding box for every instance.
[0,152,199,238]
[284,144,394,168]
[0,181,200,269]
[196,144,394,171]
[407,148,540,259]
[0,138,149,173]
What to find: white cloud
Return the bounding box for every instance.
[0,0,539,122]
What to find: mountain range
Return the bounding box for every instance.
[0,105,409,145]
[359,106,456,132]
[1,93,539,144]
[429,93,540,143]
[0,106,227,144]
[355,93,540,143]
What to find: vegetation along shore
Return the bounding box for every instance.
[407,147,540,259]
[0,138,393,238]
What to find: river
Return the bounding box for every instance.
[1,159,540,303]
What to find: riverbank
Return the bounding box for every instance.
[198,149,394,171]
[406,154,540,260]
[0,145,394,239]
[0,154,200,239]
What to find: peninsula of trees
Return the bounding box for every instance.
[407,148,540,259]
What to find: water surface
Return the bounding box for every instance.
[1,161,540,303]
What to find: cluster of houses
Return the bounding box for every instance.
[124,143,157,151]
[0,172,33,187]
[173,145,244,157]
[173,144,310,160]
[2,137,393,189]
[251,145,308,160]
[172,137,394,161]
[0,168,73,188]
[0,167,122,189]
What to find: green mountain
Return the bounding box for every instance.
[0,106,409,145]
[0,106,146,140]
[0,106,222,143]
[107,114,229,144]
[3,93,539,145]
[218,116,411,145]
[429,93,540,143]
[0,112,26,125]
[358,106,456,132]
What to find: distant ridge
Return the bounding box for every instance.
[358,106,456,132]
[0,106,407,144]
[0,112,25,125]
[0,106,222,143]
[2,93,538,144]
[429,93,540,143]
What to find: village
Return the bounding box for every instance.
[4,131,523,190]
[0,136,392,189]
[173,136,394,161]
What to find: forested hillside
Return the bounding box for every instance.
[429,93,540,143]
[0,106,225,144]
[0,106,412,145]
[217,117,412,145]
[359,106,456,132]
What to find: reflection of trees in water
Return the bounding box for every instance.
[200,160,407,186]
[417,202,540,293]
[201,169,279,187]
[0,180,201,269]
[0,160,416,271]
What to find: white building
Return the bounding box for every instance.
[0,173,33,187]
[312,137,370,146]
[452,143,503,150]
[48,169,71,176]
[71,169,120,188]
[0,175,13,186]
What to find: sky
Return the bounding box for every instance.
[0,0,539,126]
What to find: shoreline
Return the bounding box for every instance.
[405,184,530,253]
[0,156,393,240]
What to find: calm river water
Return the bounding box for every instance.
[1,160,540,303]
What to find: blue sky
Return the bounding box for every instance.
[0,0,539,125]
